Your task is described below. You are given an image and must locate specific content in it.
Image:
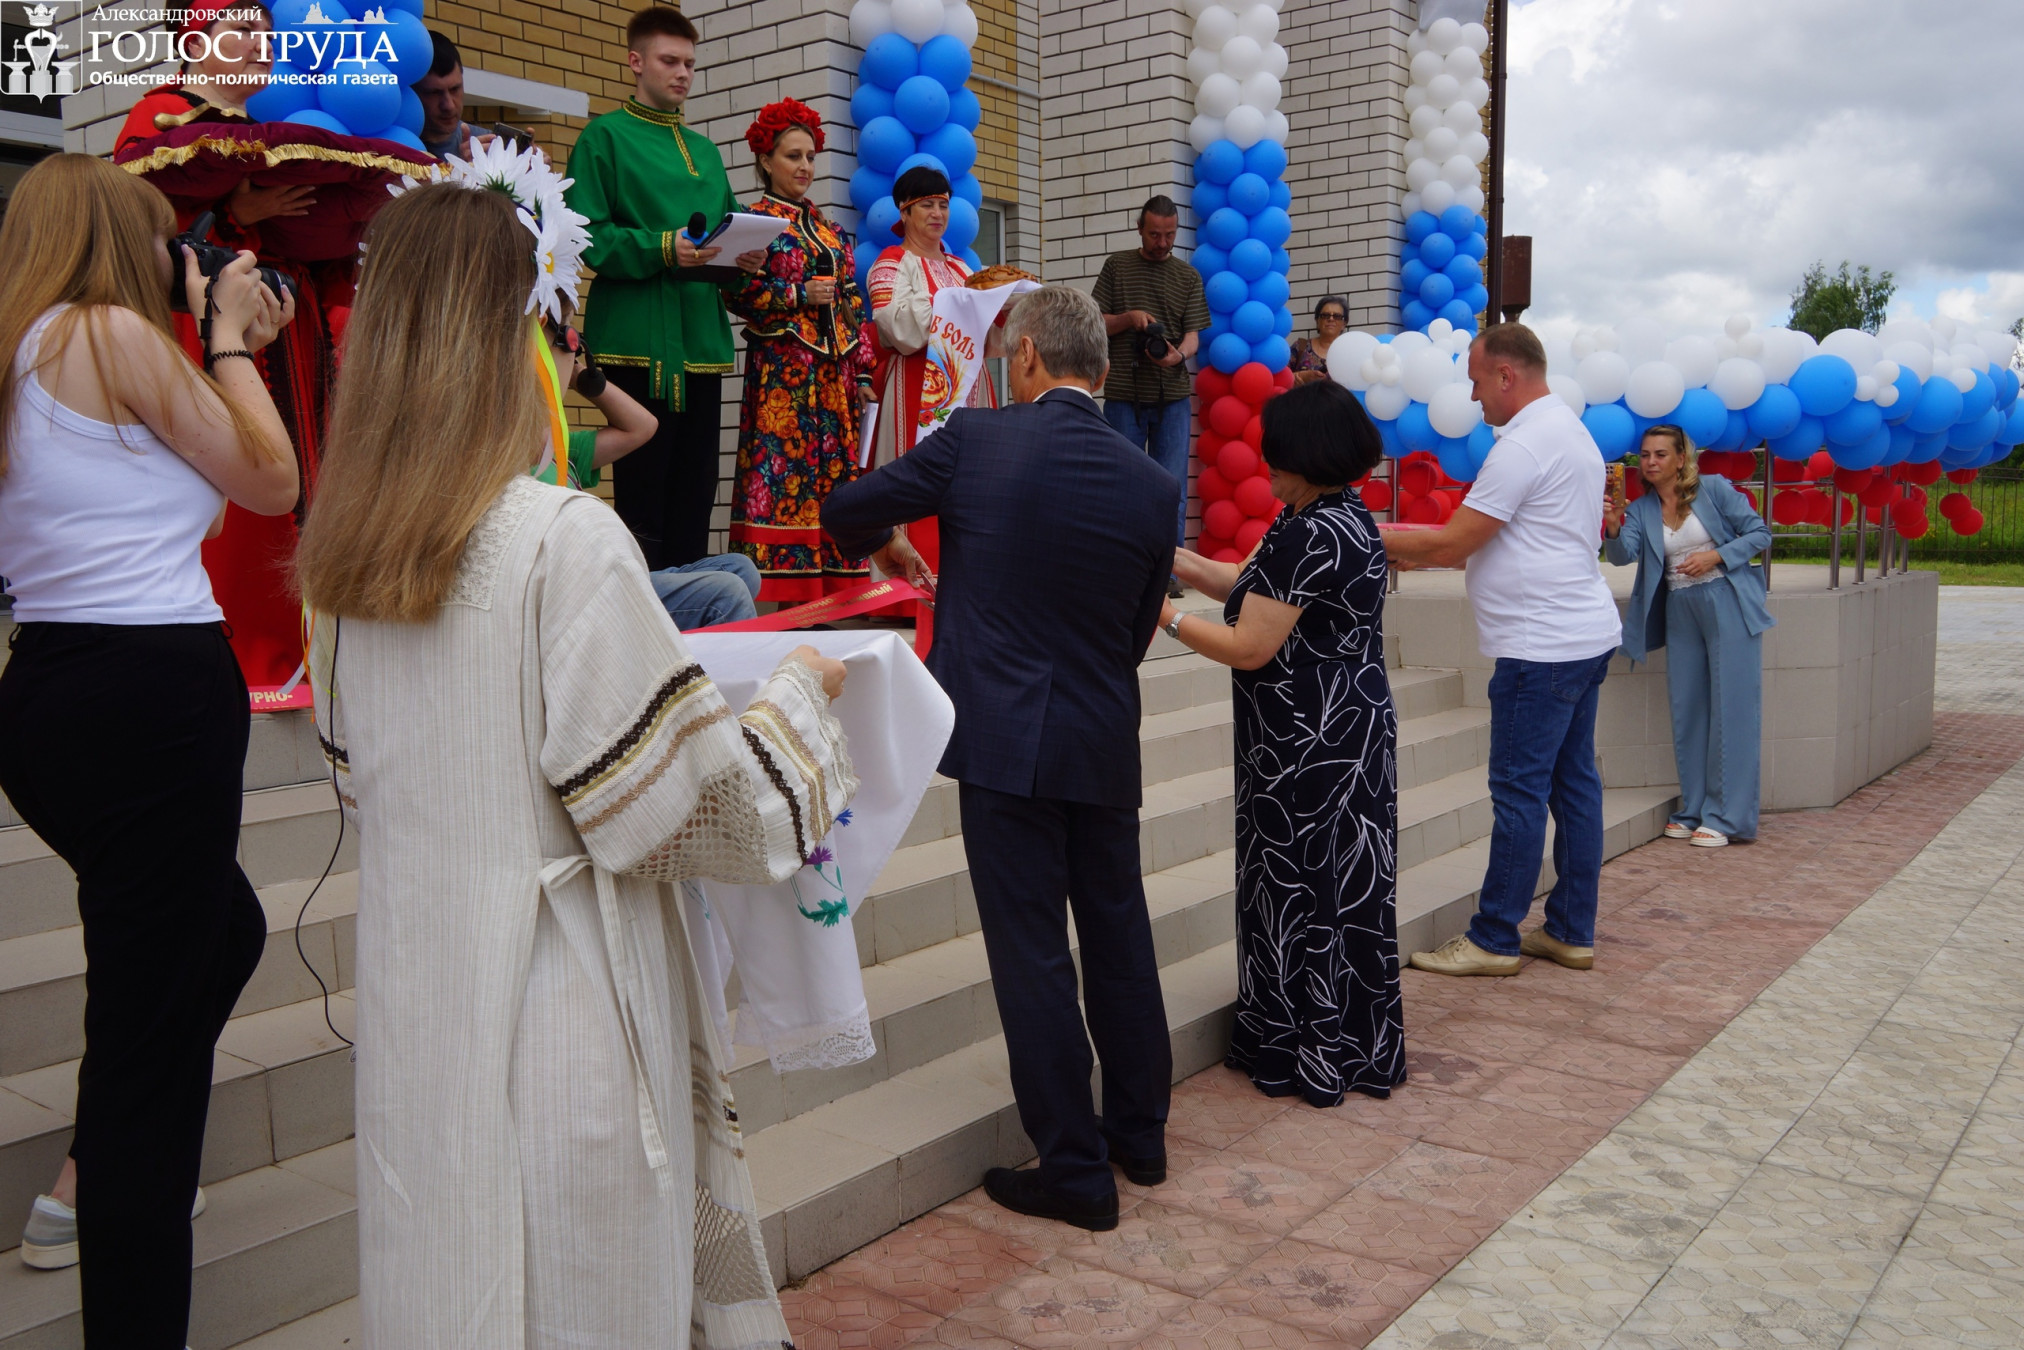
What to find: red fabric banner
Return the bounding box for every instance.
[692,578,929,633]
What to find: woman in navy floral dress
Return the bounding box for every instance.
[1162,380,1406,1107]
[724,100,875,602]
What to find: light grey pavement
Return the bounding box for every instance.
[1935,585,2024,714]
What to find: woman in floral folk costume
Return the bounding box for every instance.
[723,100,875,602]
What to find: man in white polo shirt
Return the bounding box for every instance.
[1382,323,1622,976]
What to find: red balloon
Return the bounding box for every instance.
[1272,366,1297,391]
[1207,395,1251,439]
[1805,489,1833,525]
[1832,467,1872,494]
[1889,496,1924,527]
[1956,507,1986,535]
[1195,367,1233,402]
[1210,547,1243,564]
[1234,518,1269,553]
[1197,429,1227,460]
[1399,461,1438,497]
[1804,451,1837,481]
[1770,490,1807,526]
[1838,496,1855,526]
[1217,440,1259,482]
[1939,491,1970,520]
[1905,460,1943,486]
[1946,468,1980,486]
[1233,474,1277,518]
[1196,465,1234,502]
[1231,361,1275,406]
[1904,483,1928,506]
[1361,480,1393,512]
[1897,509,1931,540]
[1406,495,1445,524]
[1773,458,1808,484]
[1742,487,1761,513]
[1241,415,1264,449]
[1394,488,1420,520]
[1859,477,1899,508]
[1203,499,1244,540]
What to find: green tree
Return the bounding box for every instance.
[1788,260,1896,338]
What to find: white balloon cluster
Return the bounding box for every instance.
[1325,318,1482,432]
[1398,16,1491,221]
[1184,0,1290,152]
[849,0,978,50]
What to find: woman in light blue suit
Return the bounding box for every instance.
[1603,425,1774,846]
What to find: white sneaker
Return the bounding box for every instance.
[19,1187,206,1270]
[1663,822,1694,840]
[1690,827,1728,848]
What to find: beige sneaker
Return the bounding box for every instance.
[1409,935,1520,977]
[1520,928,1594,970]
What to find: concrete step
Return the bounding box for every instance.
[0,1140,357,1350]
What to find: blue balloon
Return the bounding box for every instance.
[1882,367,1923,424]
[919,34,972,90]
[2003,404,2024,446]
[958,246,982,271]
[1399,240,1422,268]
[1192,181,1228,218]
[1949,406,2003,450]
[1418,272,1455,309]
[1196,140,1244,186]
[1209,332,1251,373]
[1252,334,1291,372]
[1824,398,1883,447]
[395,82,423,133]
[1959,369,1997,422]
[1271,246,1291,275]
[1269,179,1291,211]
[1466,422,1496,473]
[1398,402,1441,454]
[1205,270,1248,314]
[1248,271,1289,310]
[861,33,918,91]
[951,173,983,208]
[893,75,950,134]
[918,123,976,178]
[1443,255,1482,289]
[1241,138,1287,180]
[1418,232,1456,269]
[1434,437,1475,484]
[1705,408,1751,452]
[1274,307,1294,338]
[851,82,894,128]
[1404,210,1440,244]
[318,61,400,135]
[1459,284,1489,315]
[1401,299,1433,331]
[1913,430,1948,460]
[283,107,351,134]
[894,151,950,180]
[1201,318,1228,350]
[1232,300,1275,344]
[1906,376,1965,435]
[1192,244,1228,279]
[1228,237,1272,282]
[1372,417,1403,458]
[849,167,895,216]
[865,197,902,242]
[1439,204,1476,240]
[1995,367,2019,411]
[1438,299,1478,332]
[246,63,317,121]
[857,116,914,174]
[376,9,432,83]
[1673,388,1728,446]
[948,87,981,132]
[1834,424,1892,470]
[943,195,979,251]
[1789,354,1857,418]
[1399,259,1430,296]
[1247,206,1291,247]
[365,125,427,152]
[1206,207,1252,251]
[1226,172,1270,216]
[1746,383,1803,440]
[1767,415,1824,460]
[1458,231,1488,260]
[1884,423,1917,465]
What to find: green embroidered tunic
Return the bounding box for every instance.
[565,100,739,408]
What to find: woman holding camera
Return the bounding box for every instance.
[723,100,877,602]
[0,154,296,1343]
[1604,425,1774,846]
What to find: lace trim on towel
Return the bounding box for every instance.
[757,1011,877,1074]
[445,476,546,610]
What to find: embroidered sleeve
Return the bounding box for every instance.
[722,225,807,323]
[537,501,857,882]
[872,252,932,355]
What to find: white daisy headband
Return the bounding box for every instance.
[390,138,591,325]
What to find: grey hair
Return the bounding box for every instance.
[1004,284,1109,386]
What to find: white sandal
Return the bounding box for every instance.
[1663,822,1694,840]
[1690,827,1728,848]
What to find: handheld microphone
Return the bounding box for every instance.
[686,212,710,246]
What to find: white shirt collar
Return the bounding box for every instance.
[1499,392,1565,435]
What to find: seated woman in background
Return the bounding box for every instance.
[1161,380,1405,1107]
[1288,295,1348,384]
[1604,424,1775,847]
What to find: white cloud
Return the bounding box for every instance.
[1503,0,2024,341]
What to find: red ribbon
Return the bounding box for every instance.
[692,578,928,633]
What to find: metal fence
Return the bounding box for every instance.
[1768,466,2024,567]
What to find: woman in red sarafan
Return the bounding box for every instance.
[722,99,877,603]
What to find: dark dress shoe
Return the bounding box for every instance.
[983,1167,1118,1231]
[1101,1130,1167,1186]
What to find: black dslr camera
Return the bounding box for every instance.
[1137,319,1171,363]
[168,211,297,314]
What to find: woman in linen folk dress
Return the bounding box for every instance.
[296,183,857,1348]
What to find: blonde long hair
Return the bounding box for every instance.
[0,154,281,476]
[296,185,548,622]
[1640,424,1701,512]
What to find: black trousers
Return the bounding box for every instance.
[606,368,724,570]
[0,623,267,1349]
[958,782,1172,1203]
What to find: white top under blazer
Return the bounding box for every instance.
[0,308,225,625]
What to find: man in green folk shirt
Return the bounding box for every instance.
[566,5,766,570]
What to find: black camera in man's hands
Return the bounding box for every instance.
[168,211,297,314]
[1137,320,1170,363]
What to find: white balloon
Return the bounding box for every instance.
[1948,366,1977,393]
[891,0,943,42]
[1409,49,1446,84]
[1854,375,1878,401]
[1460,130,1489,163]
[1461,76,1489,109]
[1710,356,1766,410]
[1359,358,1381,386]
[1986,331,2018,367]
[1220,34,1263,77]
[1618,316,1666,368]
[1262,108,1289,142]
[1575,351,1631,405]
[1758,327,1816,382]
[1444,46,1480,81]
[1262,42,1287,78]
[1875,385,1899,409]
[1403,85,1427,113]
[1459,20,1490,53]
[1235,3,1279,44]
[1403,138,1425,165]
[1405,27,1427,57]
[1877,318,1934,352]
[1714,335,1738,360]
[1439,153,1477,187]
[1187,114,1225,154]
[1455,184,1485,214]
[1365,381,1410,420]
[1391,330,1432,358]
[1724,313,1751,340]
[1442,101,1479,135]
[1819,327,1884,370]
[848,0,891,46]
[1427,73,1461,106]
[1872,360,1900,387]
[1595,327,1620,353]
[1570,332,1597,360]
[1187,47,1220,84]
[1932,314,1959,344]
[1426,16,1462,54]
[1419,178,1457,215]
[1409,103,1442,138]
[1196,72,1240,118]
[1421,126,1458,161]
[1931,350,1955,378]
[941,2,977,43]
[1403,346,1459,403]
[1951,343,1988,375]
[1223,102,1266,147]
[1404,156,1438,191]
[1328,331,1380,390]
[1399,190,1423,219]
[1548,373,1588,418]
[1258,0,1285,12]
[1624,360,1687,418]
[1194,3,1237,49]
[1238,70,1280,111]
[1664,335,1718,388]
[1736,332,1764,359]
[1427,317,1455,341]
[1429,381,1484,437]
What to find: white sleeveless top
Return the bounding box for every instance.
[1661,510,1719,590]
[0,309,225,625]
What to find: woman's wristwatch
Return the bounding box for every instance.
[1163,612,1185,639]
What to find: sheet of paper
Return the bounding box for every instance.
[859,401,879,468]
[702,211,792,258]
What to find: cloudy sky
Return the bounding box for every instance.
[1503,0,2024,355]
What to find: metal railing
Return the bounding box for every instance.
[1756,463,2023,586]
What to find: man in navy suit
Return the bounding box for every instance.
[823,285,1179,1231]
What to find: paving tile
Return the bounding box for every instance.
[1134,1302,1352,1350]
[1221,1108,1416,1188]
[1474,1064,1656,1131]
[1163,1067,1295,1151]
[1498,1133,1752,1265]
[801,1211,1047,1318]
[1046,1198,1281,1298]
[1202,1234,1437,1345]
[780,1279,946,1350]
[941,1254,1192,1348]
[1158,1138,1347,1237]
[1381,1228,1665,1337]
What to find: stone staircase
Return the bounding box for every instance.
[0,602,1676,1347]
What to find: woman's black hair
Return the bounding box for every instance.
[892,165,951,206]
[1259,380,1382,487]
[1313,294,1349,323]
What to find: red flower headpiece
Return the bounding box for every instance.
[745,99,826,156]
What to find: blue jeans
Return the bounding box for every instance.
[649,554,761,630]
[1468,651,1615,956]
[1103,396,1192,549]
